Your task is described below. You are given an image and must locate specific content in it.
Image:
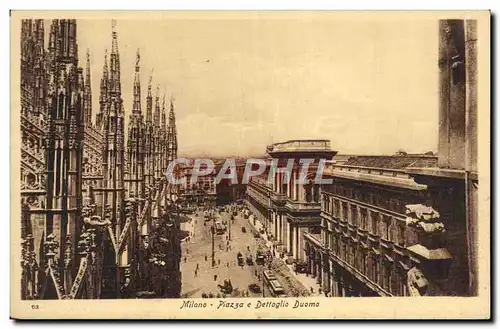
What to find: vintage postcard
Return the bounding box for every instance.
[10,10,490,319]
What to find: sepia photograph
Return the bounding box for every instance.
[10,10,490,319]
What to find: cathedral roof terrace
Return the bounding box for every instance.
[266,139,337,159]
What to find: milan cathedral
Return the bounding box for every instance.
[20,19,181,299]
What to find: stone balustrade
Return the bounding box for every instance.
[267,139,331,153]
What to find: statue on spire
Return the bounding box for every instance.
[146,71,153,123]
[135,49,140,70]
[166,94,178,165]
[112,19,117,35]
[132,48,141,116]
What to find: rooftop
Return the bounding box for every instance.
[343,155,438,170]
[322,154,436,190]
[266,139,336,158]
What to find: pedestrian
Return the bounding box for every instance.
[196,263,199,270]
[184,257,187,263]
[205,255,207,261]
[214,274,217,281]
[227,261,229,268]
[194,270,197,277]
[218,259,220,265]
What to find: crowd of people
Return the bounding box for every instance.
[181,202,258,298]
[180,201,322,298]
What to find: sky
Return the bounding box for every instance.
[52,13,440,157]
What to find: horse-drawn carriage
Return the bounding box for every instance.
[246,253,253,265]
[256,249,265,265]
[217,279,233,294]
[237,252,244,266]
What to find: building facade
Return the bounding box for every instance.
[215,158,248,205]
[303,155,446,297]
[246,140,336,259]
[20,19,182,300]
[178,160,217,206]
[20,19,47,299]
[21,19,87,300]
[302,19,478,298]
[405,19,479,297]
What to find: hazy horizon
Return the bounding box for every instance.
[44,13,439,157]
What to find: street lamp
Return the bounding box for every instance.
[262,272,265,298]
[228,209,232,241]
[211,210,216,267]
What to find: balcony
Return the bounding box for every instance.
[270,191,287,202]
[285,199,321,212]
[249,175,271,188]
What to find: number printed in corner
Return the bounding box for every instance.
[31,304,39,310]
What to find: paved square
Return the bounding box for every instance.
[180,209,269,298]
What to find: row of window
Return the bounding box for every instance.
[328,185,406,214]
[185,178,214,184]
[247,189,270,205]
[322,198,406,246]
[304,184,320,203]
[323,236,408,296]
[275,183,321,203]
